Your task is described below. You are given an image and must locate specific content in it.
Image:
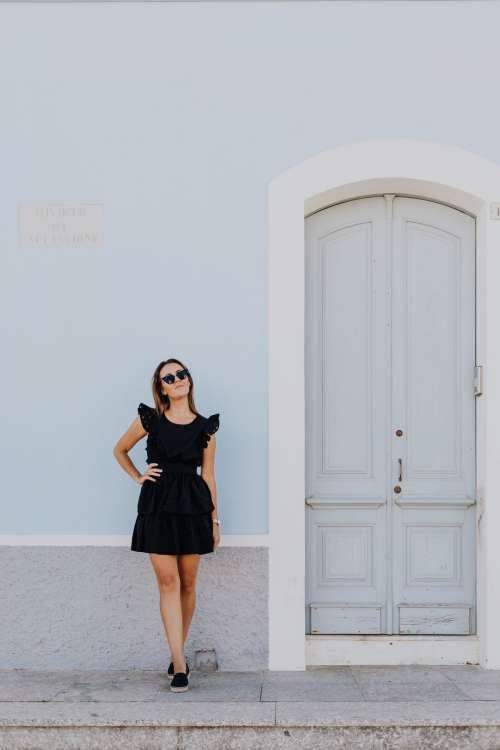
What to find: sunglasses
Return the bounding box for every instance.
[161,368,190,385]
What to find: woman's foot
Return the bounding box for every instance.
[167,656,189,681]
[170,671,189,692]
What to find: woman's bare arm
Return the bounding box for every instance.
[112,417,163,485]
[201,434,218,520]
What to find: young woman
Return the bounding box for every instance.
[113,358,221,693]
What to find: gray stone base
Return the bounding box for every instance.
[2,667,500,749]
[2,704,500,750]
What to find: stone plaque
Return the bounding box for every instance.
[18,203,104,249]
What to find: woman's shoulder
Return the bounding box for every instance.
[199,412,220,448]
[137,402,160,433]
[203,412,220,432]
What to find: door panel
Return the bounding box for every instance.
[305,195,476,635]
[305,197,389,501]
[308,506,386,634]
[391,197,476,633]
[305,197,389,634]
[391,198,476,502]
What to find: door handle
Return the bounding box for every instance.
[398,458,403,482]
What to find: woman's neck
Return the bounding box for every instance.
[164,398,194,419]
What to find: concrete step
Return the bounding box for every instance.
[1,667,500,749]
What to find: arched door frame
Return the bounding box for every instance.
[268,138,500,669]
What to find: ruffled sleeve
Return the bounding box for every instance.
[138,402,158,435]
[201,413,220,449]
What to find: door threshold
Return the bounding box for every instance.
[306,634,479,666]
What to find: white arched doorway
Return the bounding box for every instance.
[268,139,500,670]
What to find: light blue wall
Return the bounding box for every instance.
[1,1,499,535]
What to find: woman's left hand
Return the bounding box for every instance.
[212,521,221,549]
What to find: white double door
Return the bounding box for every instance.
[305,195,477,635]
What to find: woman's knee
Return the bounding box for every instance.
[180,575,197,594]
[158,572,181,593]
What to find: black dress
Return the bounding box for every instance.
[131,402,220,555]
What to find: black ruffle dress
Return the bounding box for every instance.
[131,402,220,555]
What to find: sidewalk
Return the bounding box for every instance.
[1,665,500,749]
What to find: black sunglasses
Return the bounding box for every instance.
[161,368,190,385]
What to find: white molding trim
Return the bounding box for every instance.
[0,534,269,547]
[268,137,500,670]
[306,635,480,667]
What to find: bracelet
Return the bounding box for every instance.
[212,518,220,526]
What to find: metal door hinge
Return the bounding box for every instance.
[477,494,484,531]
[474,365,484,397]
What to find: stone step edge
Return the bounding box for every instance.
[1,701,500,728]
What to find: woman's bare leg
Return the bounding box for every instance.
[149,553,186,674]
[177,554,201,642]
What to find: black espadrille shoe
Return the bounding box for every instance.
[170,671,189,692]
[167,657,189,681]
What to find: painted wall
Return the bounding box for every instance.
[2,0,500,537]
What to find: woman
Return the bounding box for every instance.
[113,358,221,693]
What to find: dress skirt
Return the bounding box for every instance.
[131,511,215,555]
[130,460,215,556]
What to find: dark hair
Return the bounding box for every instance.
[150,358,199,417]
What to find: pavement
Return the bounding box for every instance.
[1,665,500,748]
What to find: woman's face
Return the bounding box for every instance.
[159,363,191,400]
